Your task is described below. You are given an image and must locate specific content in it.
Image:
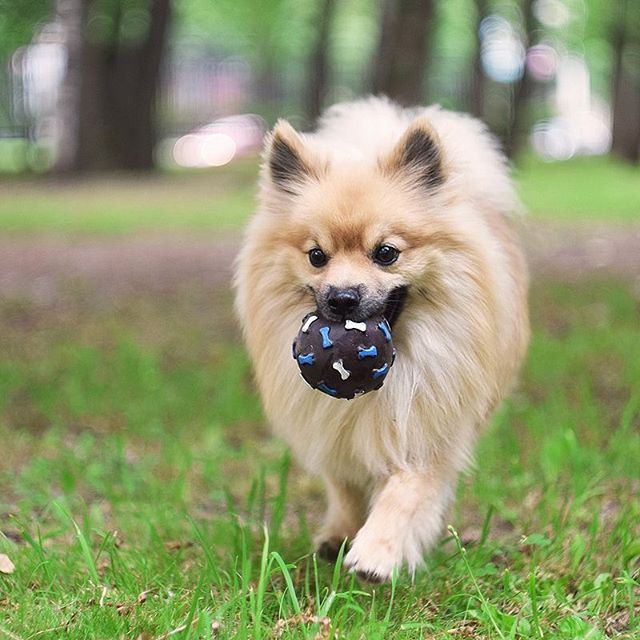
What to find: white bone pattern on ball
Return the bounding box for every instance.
[301,315,318,333]
[332,358,351,380]
[344,320,367,332]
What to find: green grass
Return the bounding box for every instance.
[0,161,258,235]
[0,155,638,235]
[516,156,640,221]
[1,278,638,638]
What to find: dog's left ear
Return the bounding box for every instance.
[380,118,445,190]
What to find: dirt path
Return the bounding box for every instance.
[1,222,639,303]
[0,233,239,303]
[523,221,640,283]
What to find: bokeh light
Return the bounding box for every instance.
[170,114,265,169]
[480,15,526,84]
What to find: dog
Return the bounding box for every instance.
[234,97,529,582]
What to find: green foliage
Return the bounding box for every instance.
[85,0,159,48]
[327,0,379,97]
[0,0,52,58]
[175,0,315,69]
[429,0,477,108]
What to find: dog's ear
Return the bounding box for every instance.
[380,118,445,190]
[264,120,322,195]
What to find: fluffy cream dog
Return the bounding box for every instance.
[234,97,529,582]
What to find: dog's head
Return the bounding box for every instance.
[258,117,466,327]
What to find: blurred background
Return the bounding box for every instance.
[1,3,640,635]
[1,0,639,173]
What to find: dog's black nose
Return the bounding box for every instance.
[327,287,361,316]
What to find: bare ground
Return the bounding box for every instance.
[1,221,639,306]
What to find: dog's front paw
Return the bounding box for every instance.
[343,530,402,583]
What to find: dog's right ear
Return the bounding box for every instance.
[264,120,321,195]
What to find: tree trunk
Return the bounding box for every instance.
[56,0,171,173]
[305,0,337,125]
[611,0,640,163]
[371,0,436,106]
[54,0,84,170]
[468,0,488,118]
[505,0,535,159]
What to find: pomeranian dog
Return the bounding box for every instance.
[234,97,529,582]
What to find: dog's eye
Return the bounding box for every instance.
[373,244,399,266]
[308,247,328,268]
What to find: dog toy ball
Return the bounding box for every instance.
[292,310,396,400]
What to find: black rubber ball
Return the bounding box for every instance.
[292,310,396,400]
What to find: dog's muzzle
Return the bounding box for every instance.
[316,285,408,326]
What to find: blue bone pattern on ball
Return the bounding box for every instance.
[358,345,378,359]
[377,321,392,342]
[297,353,315,366]
[319,326,333,349]
[317,382,337,396]
[372,362,389,379]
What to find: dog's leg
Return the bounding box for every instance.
[314,477,367,562]
[343,468,455,582]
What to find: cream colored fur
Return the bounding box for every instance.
[234,96,529,582]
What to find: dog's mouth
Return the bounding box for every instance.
[383,286,408,328]
[312,285,409,325]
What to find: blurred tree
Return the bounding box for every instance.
[371,0,437,106]
[304,0,337,124]
[505,0,536,158]
[56,0,171,172]
[611,0,640,163]
[468,0,488,118]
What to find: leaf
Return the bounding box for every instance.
[0,553,16,574]
[521,533,551,547]
[475,562,498,576]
